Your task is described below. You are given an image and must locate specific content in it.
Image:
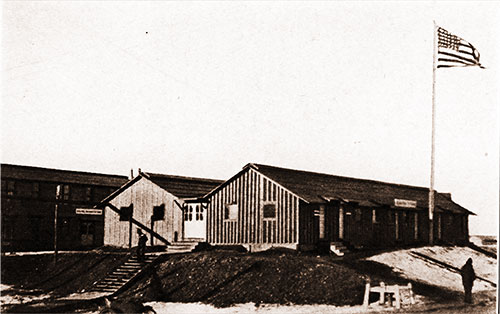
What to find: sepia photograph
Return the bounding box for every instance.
[1,1,498,313]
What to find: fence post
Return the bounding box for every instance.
[379,282,385,305]
[363,282,370,308]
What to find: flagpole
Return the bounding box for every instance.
[429,21,438,245]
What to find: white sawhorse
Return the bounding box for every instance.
[363,282,415,309]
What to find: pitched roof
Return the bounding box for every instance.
[142,172,224,198]
[98,171,224,205]
[247,163,474,215]
[1,163,128,187]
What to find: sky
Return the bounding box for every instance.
[2,1,498,236]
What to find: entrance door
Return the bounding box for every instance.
[184,203,206,240]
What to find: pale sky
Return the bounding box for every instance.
[2,1,499,235]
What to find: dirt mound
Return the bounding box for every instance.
[366,246,497,293]
[1,252,129,297]
[120,250,368,307]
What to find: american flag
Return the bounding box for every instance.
[437,27,484,69]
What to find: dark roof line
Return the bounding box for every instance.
[247,163,435,193]
[142,172,224,184]
[1,163,127,179]
[98,171,224,205]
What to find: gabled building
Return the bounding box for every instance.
[100,171,223,248]
[1,164,128,251]
[204,163,474,252]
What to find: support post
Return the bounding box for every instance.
[128,204,134,249]
[363,282,370,308]
[379,282,385,305]
[394,285,401,309]
[150,217,155,246]
[54,185,61,264]
[408,283,415,304]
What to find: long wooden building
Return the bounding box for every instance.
[204,163,474,251]
[100,171,223,248]
[1,164,128,251]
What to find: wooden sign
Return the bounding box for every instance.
[76,208,103,215]
[394,199,417,208]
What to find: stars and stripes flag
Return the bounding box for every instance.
[437,26,484,69]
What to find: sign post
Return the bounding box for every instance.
[54,185,61,263]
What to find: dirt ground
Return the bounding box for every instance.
[1,246,497,313]
[367,246,497,292]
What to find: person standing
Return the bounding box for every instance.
[137,228,148,262]
[460,257,476,303]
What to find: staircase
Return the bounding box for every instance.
[91,254,158,294]
[330,241,349,256]
[165,238,201,254]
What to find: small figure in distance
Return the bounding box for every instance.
[460,257,476,303]
[137,228,148,262]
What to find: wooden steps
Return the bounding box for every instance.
[91,254,157,294]
[165,239,200,254]
[330,241,349,256]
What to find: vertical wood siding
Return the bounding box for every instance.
[104,178,182,248]
[207,168,299,244]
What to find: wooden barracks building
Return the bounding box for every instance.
[203,163,474,252]
[3,162,474,253]
[100,171,223,248]
[1,164,128,251]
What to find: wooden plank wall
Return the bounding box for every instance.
[104,178,182,247]
[298,203,318,244]
[207,168,300,244]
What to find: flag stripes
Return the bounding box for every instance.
[437,26,483,69]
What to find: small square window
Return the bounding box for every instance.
[85,187,93,201]
[120,205,133,221]
[224,204,238,220]
[263,204,276,219]
[7,181,15,196]
[153,204,165,221]
[63,184,70,200]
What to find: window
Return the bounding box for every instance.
[355,208,362,222]
[32,182,40,198]
[2,216,15,240]
[63,184,70,200]
[153,204,165,221]
[7,181,15,196]
[372,209,377,223]
[263,203,276,219]
[119,205,133,221]
[85,187,93,202]
[224,204,238,220]
[184,205,193,221]
[195,205,204,221]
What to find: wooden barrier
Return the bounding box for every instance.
[363,282,414,309]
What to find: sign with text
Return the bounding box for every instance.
[394,199,417,208]
[76,208,103,215]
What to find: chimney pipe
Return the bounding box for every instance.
[130,169,134,180]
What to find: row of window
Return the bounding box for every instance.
[1,180,112,202]
[223,203,277,221]
[119,204,166,221]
